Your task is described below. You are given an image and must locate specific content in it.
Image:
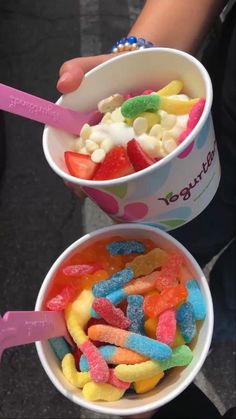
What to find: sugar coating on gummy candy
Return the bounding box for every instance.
[108,369,131,389]
[176,302,196,343]
[107,240,145,255]
[62,353,91,388]
[92,297,131,329]
[159,345,193,370]
[126,248,168,278]
[155,251,183,291]
[156,308,176,346]
[186,279,206,320]
[121,94,160,119]
[82,381,125,402]
[79,344,147,371]
[79,340,109,383]
[92,267,134,297]
[134,372,165,394]
[144,283,188,317]
[49,337,72,361]
[88,324,172,360]
[126,295,145,334]
[114,345,193,382]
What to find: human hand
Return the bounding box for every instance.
[57,53,113,94]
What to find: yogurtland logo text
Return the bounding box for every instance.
[158,142,216,205]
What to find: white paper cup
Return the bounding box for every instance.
[43,48,220,231]
[35,224,213,417]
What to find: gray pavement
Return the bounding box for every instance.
[0,1,235,418]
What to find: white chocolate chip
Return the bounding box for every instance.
[161,114,177,130]
[80,147,89,155]
[149,124,163,140]
[176,114,189,129]
[101,112,112,124]
[162,131,175,142]
[100,138,114,153]
[98,93,125,113]
[139,134,160,158]
[91,148,106,163]
[163,139,177,154]
[111,107,125,123]
[133,117,148,135]
[89,130,107,144]
[85,140,99,153]
[80,123,91,140]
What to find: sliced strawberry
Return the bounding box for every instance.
[64,151,98,180]
[93,146,134,180]
[127,138,155,172]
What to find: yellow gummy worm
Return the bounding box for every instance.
[156,80,184,96]
[159,96,199,115]
[65,304,88,345]
[62,353,91,388]
[65,289,94,345]
[134,371,165,394]
[82,382,126,401]
[70,289,94,328]
[126,248,168,278]
[115,360,162,382]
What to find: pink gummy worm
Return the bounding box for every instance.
[79,340,109,383]
[178,97,206,144]
[92,298,131,329]
[108,369,131,389]
[156,309,177,346]
[124,271,159,295]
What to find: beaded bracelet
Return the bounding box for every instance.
[111,35,154,53]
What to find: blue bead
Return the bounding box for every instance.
[137,38,146,46]
[127,36,137,44]
[145,41,154,48]
[119,37,127,45]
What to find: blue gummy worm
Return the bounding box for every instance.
[92,267,133,297]
[125,333,172,361]
[186,279,206,320]
[49,337,71,361]
[176,302,196,343]
[79,345,117,371]
[127,295,145,334]
[107,240,145,255]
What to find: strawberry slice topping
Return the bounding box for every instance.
[65,151,99,180]
[93,146,134,180]
[127,138,155,172]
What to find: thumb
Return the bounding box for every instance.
[57,54,113,94]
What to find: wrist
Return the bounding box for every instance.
[111,35,154,53]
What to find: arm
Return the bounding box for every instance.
[57,0,226,93]
[129,0,226,53]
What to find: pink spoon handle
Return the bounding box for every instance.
[0,311,68,360]
[0,83,99,135]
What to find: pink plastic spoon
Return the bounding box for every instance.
[0,311,71,360]
[0,83,101,135]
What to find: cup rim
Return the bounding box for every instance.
[35,223,214,416]
[43,47,213,187]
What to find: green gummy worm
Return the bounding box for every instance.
[121,94,160,119]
